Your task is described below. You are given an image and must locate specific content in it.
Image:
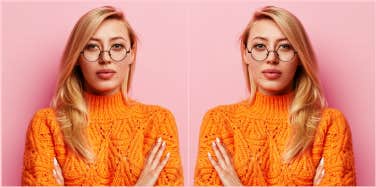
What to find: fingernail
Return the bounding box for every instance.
[216,137,220,143]
[162,141,166,147]
[166,152,170,158]
[207,152,212,158]
[212,141,216,147]
[157,137,162,143]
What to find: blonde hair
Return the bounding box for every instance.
[240,6,327,162]
[51,6,138,162]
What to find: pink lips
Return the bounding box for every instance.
[96,69,116,80]
[262,69,282,79]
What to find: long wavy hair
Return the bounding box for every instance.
[51,6,138,162]
[240,6,327,162]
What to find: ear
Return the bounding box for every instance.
[128,49,135,65]
[241,44,251,65]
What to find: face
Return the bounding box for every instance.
[78,19,134,96]
[244,19,298,96]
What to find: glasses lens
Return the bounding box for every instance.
[83,45,100,62]
[110,44,128,61]
[251,46,268,61]
[277,45,295,61]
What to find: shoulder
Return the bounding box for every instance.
[26,108,57,136]
[128,100,176,120]
[29,108,56,126]
[32,108,55,119]
[319,107,351,134]
[202,101,247,120]
[321,108,348,125]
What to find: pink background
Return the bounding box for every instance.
[1,1,375,186]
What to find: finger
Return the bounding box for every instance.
[155,152,170,174]
[151,141,166,169]
[146,137,163,166]
[314,158,325,185]
[212,141,227,169]
[53,158,63,175]
[215,138,232,166]
[208,152,223,176]
[53,169,63,185]
[314,169,324,185]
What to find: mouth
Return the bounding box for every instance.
[262,69,282,80]
[96,69,116,80]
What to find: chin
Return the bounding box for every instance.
[259,83,287,94]
[91,85,121,95]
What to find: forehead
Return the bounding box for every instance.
[92,19,130,40]
[249,19,286,41]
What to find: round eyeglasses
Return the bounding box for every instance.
[246,44,297,62]
[81,43,131,62]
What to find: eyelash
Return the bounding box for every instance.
[252,43,291,49]
[112,43,124,48]
[85,43,125,49]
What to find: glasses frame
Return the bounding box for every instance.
[246,45,297,62]
[80,45,131,62]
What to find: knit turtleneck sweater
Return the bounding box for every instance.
[22,92,184,186]
[194,92,356,186]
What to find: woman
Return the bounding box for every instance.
[21,6,183,186]
[194,6,356,186]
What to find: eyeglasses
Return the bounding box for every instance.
[81,43,131,62]
[246,44,297,62]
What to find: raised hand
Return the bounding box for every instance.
[135,137,170,186]
[208,137,242,186]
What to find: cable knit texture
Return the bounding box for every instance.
[22,92,184,186]
[194,92,356,186]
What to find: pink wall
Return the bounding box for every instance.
[1,1,374,186]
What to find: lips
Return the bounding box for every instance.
[262,69,282,79]
[96,69,116,80]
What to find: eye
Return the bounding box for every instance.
[85,44,99,51]
[279,44,291,49]
[254,43,266,49]
[111,43,125,50]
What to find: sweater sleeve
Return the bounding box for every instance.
[21,109,58,186]
[152,108,184,186]
[318,109,356,185]
[194,109,225,186]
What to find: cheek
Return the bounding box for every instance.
[248,63,263,80]
[115,64,130,80]
[79,64,96,80]
[281,64,299,84]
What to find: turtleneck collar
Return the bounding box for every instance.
[84,91,128,118]
[247,91,294,116]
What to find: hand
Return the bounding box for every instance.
[208,137,242,186]
[52,157,64,185]
[313,158,325,185]
[135,137,170,186]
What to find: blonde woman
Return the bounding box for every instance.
[21,6,183,186]
[194,6,356,186]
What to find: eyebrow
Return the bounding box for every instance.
[251,36,288,42]
[89,36,127,42]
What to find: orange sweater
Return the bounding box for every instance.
[194,92,356,186]
[22,92,184,186]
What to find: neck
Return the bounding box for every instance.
[84,91,127,119]
[249,91,294,116]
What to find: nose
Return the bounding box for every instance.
[98,51,112,64]
[266,51,279,64]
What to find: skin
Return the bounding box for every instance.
[52,19,169,186]
[244,19,298,96]
[208,19,325,186]
[78,19,134,96]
